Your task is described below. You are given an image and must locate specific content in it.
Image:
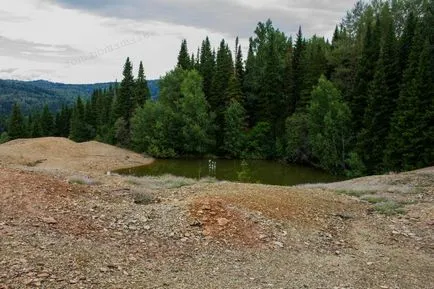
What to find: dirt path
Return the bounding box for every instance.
[0,138,433,288]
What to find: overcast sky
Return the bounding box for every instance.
[0,0,356,83]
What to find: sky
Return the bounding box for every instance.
[0,0,356,84]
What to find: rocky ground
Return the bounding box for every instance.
[0,138,433,289]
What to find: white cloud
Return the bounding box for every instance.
[0,0,355,83]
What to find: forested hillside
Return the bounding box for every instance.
[0,79,159,131]
[3,0,433,176]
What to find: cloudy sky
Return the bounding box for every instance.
[0,0,356,84]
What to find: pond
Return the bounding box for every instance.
[115,159,344,186]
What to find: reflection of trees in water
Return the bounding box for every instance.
[237,160,253,183]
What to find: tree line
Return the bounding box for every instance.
[2,0,433,176]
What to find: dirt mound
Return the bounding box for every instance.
[190,197,265,247]
[0,168,98,236]
[191,183,368,227]
[0,137,153,173]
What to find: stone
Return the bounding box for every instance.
[273,241,284,248]
[42,217,57,225]
[217,218,229,226]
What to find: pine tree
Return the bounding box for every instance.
[399,11,417,76]
[210,40,234,152]
[40,104,54,136]
[385,7,434,171]
[243,40,259,127]
[358,15,400,173]
[8,103,25,140]
[199,37,215,102]
[283,42,294,114]
[298,36,329,111]
[177,39,191,70]
[259,30,284,138]
[234,37,244,92]
[292,26,305,109]
[352,16,381,132]
[135,61,151,108]
[69,97,89,142]
[115,57,135,132]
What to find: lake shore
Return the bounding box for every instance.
[1,137,433,289]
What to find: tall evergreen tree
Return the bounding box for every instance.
[358,13,400,173]
[199,37,215,101]
[177,39,191,70]
[8,103,25,140]
[40,104,54,136]
[292,26,305,109]
[115,57,135,134]
[210,40,234,152]
[234,36,245,93]
[351,16,381,132]
[135,61,151,108]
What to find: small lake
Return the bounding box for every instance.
[115,159,343,186]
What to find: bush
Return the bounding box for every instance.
[0,132,9,144]
[132,190,155,205]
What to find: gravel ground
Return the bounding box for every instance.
[0,138,433,289]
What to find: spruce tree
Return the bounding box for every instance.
[352,17,381,133]
[243,40,259,127]
[385,10,434,171]
[135,61,151,108]
[177,39,191,70]
[234,37,244,92]
[210,40,234,153]
[358,15,400,173]
[8,103,25,140]
[292,26,305,109]
[115,57,135,132]
[40,104,54,136]
[199,37,215,102]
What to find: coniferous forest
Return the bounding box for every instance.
[2,0,433,176]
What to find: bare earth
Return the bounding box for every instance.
[0,138,433,289]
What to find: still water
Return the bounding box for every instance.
[116,159,343,186]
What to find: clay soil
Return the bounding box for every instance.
[0,138,433,289]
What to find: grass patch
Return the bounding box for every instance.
[132,190,155,205]
[336,189,372,197]
[126,178,142,186]
[361,195,389,204]
[373,201,405,216]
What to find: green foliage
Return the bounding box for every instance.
[243,121,273,159]
[177,39,191,70]
[285,113,310,163]
[8,103,25,140]
[131,69,213,157]
[308,76,352,174]
[131,100,177,158]
[179,70,213,155]
[224,100,246,158]
[0,132,9,144]
[115,57,135,130]
[135,61,151,108]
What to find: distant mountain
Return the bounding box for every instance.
[0,79,159,129]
